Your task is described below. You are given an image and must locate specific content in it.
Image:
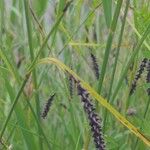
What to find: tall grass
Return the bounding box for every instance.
[0,0,150,149]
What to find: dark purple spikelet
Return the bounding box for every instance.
[77,82,105,150]
[130,58,148,95]
[41,94,55,119]
[146,59,150,95]
[90,52,100,80]
[69,74,74,99]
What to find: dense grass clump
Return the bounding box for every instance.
[0,0,150,149]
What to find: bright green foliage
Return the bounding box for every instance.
[0,0,150,149]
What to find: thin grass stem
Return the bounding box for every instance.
[103,0,130,131]
[23,0,43,149]
[97,0,123,93]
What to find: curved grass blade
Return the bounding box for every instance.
[37,57,150,147]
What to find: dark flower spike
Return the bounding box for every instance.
[77,82,105,150]
[130,58,148,95]
[41,94,55,119]
[69,73,74,99]
[90,52,100,80]
[146,59,150,95]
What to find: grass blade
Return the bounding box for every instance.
[102,0,112,28]
[2,71,36,149]
[23,0,42,149]
[103,0,130,130]
[98,0,123,93]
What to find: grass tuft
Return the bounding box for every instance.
[1,1,150,149]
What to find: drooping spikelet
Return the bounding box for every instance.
[77,82,105,150]
[146,59,150,95]
[41,94,55,119]
[90,52,100,80]
[129,58,148,95]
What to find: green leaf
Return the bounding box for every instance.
[32,0,48,17]
[102,0,112,28]
[142,49,150,58]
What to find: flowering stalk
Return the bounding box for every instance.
[130,58,148,95]
[77,81,105,150]
[41,94,55,119]
[69,74,74,99]
[146,59,150,95]
[90,52,100,80]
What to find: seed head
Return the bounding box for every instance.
[146,59,150,95]
[90,52,100,80]
[41,94,55,119]
[130,58,148,95]
[69,74,74,99]
[77,82,105,150]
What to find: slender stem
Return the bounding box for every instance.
[103,0,130,131]
[29,6,51,51]
[23,0,42,149]
[83,130,91,150]
[24,96,52,149]
[27,11,65,72]
[0,75,29,139]
[143,97,150,119]
[0,0,4,45]
[134,96,150,149]
[97,0,123,93]
[108,0,130,102]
